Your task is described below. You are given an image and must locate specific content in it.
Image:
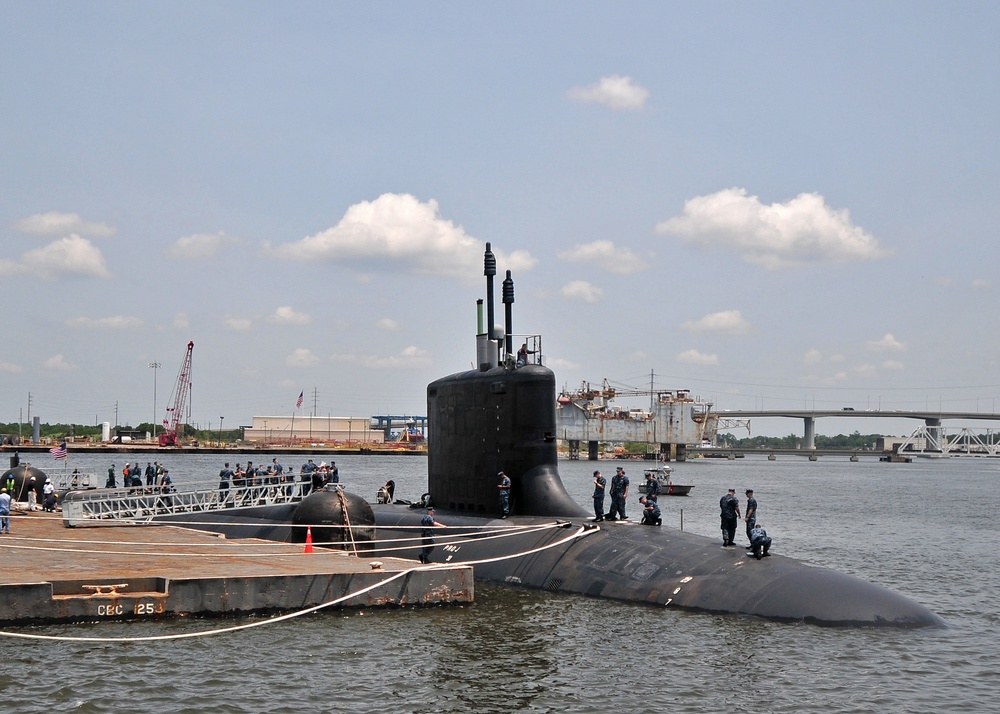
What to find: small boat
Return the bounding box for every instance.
[643,466,694,496]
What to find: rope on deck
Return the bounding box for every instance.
[0,523,598,643]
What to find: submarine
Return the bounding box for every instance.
[363,243,944,627]
[62,242,941,627]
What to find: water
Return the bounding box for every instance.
[2,451,997,712]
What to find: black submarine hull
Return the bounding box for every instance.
[370,506,944,627]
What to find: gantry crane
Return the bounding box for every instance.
[159,341,194,446]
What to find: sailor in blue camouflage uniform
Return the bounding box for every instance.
[607,466,630,521]
[744,488,758,547]
[644,470,661,502]
[749,523,772,559]
[497,471,511,518]
[592,470,606,522]
[719,488,741,546]
[639,496,661,526]
[419,507,444,563]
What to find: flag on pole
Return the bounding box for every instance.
[296,391,304,409]
[50,441,68,459]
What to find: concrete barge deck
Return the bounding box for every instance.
[0,512,473,625]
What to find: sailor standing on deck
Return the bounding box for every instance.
[720,488,741,546]
[419,507,445,563]
[0,489,11,533]
[592,470,606,522]
[498,471,511,518]
[607,466,629,521]
[644,470,661,502]
[744,489,758,547]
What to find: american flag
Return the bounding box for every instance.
[296,391,304,409]
[50,441,68,459]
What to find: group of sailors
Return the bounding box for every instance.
[591,466,663,525]
[107,461,173,494]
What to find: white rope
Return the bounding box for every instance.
[0,523,565,558]
[0,523,598,643]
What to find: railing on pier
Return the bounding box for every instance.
[61,481,309,526]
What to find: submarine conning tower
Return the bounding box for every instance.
[427,243,585,518]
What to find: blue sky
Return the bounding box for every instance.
[2,2,999,438]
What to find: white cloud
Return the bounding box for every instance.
[567,75,650,110]
[0,361,23,373]
[65,315,144,329]
[14,211,115,237]
[854,363,877,378]
[681,310,750,335]
[265,193,536,282]
[268,306,312,326]
[285,348,320,367]
[44,354,77,371]
[331,345,432,369]
[803,348,822,365]
[375,318,400,331]
[972,278,991,289]
[224,316,252,331]
[545,356,580,370]
[656,188,891,270]
[676,349,719,365]
[882,359,906,370]
[557,240,647,275]
[168,231,238,259]
[0,235,112,279]
[560,280,604,303]
[173,313,190,329]
[866,333,906,352]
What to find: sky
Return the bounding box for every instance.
[2,1,999,439]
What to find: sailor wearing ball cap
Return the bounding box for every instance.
[419,507,445,563]
[744,488,758,547]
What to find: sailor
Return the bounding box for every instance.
[497,471,511,518]
[607,466,629,521]
[592,470,606,522]
[419,507,444,563]
[106,464,116,489]
[145,462,156,487]
[644,470,661,502]
[329,461,339,484]
[749,523,772,559]
[744,489,758,547]
[0,488,10,533]
[639,496,661,526]
[719,488,741,546]
[515,342,535,368]
[218,462,233,502]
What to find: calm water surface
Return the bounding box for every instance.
[1,451,995,713]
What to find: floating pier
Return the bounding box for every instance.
[0,513,472,625]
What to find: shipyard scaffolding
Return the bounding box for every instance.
[555,379,717,461]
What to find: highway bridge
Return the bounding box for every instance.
[714,409,1000,449]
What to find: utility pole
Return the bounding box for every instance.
[148,362,161,437]
[312,387,319,418]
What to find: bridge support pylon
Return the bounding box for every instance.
[804,417,816,449]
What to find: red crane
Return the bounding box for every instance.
[159,341,194,447]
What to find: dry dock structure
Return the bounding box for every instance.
[0,513,472,625]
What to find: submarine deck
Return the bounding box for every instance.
[0,511,473,625]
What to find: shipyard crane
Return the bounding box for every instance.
[159,341,194,447]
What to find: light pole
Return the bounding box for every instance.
[148,362,161,438]
[219,416,224,446]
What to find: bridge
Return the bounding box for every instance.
[715,409,1000,449]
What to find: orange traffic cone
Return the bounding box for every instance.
[304,526,314,553]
